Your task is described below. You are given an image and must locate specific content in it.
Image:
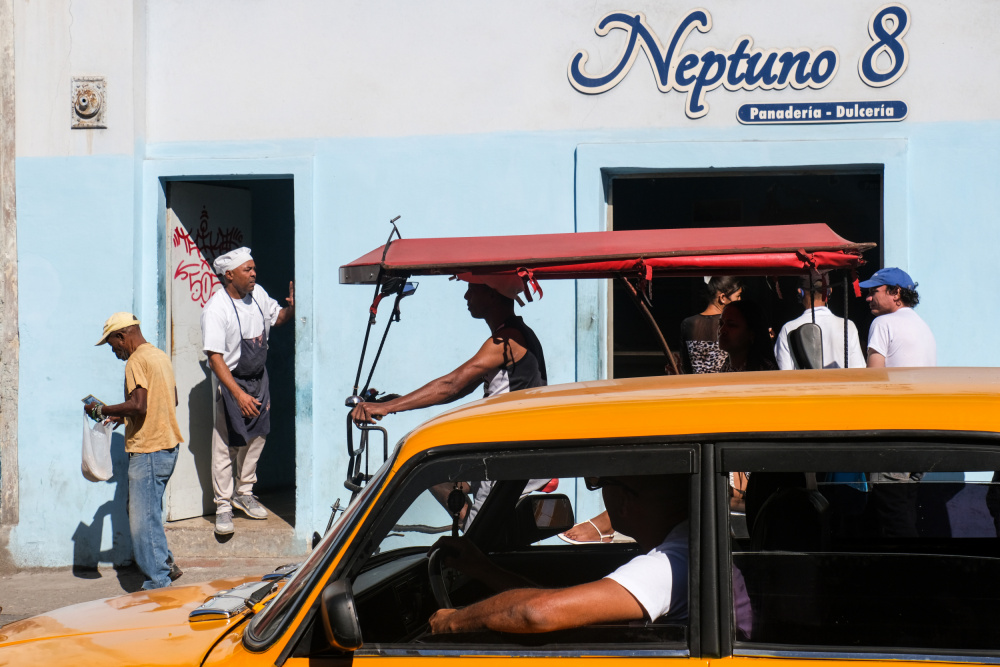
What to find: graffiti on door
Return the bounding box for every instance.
[173,207,244,307]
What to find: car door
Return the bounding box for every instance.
[255,440,712,667]
[712,436,1000,667]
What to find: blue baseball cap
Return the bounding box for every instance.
[858,267,916,290]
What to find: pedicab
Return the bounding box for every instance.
[337,220,874,509]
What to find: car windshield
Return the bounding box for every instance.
[246,458,391,643]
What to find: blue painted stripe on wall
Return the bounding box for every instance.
[10,118,1000,566]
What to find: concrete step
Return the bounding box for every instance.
[165,492,309,559]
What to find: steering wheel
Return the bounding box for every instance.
[426,546,453,609]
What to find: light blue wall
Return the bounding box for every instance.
[15,156,138,566]
[11,118,1000,566]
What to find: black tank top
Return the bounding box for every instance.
[483,316,547,397]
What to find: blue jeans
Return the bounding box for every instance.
[128,447,178,590]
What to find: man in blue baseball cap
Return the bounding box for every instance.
[858,267,936,538]
[858,267,936,368]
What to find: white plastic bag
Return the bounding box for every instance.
[82,414,114,482]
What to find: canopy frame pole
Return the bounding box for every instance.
[618,276,682,376]
[843,272,850,369]
[352,216,403,396]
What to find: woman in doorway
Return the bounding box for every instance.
[680,276,743,374]
[717,299,776,513]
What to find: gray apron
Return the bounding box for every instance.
[218,295,271,448]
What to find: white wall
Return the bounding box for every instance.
[140,0,1000,144]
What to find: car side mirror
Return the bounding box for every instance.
[515,493,575,544]
[320,579,363,652]
[789,322,824,369]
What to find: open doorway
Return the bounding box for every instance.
[163,178,296,527]
[610,168,883,378]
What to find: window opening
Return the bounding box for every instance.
[342,448,695,654]
[610,169,882,378]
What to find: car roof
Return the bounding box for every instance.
[398,368,1000,460]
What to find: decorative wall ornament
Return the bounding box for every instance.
[71,76,106,129]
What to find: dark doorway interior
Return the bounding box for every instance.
[192,178,296,522]
[610,169,883,378]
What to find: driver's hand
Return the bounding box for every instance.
[432,536,494,580]
[351,402,389,425]
[429,608,460,634]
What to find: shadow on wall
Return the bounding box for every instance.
[71,431,131,578]
[188,360,216,512]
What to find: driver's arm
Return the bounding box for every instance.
[429,578,644,634]
[351,336,512,424]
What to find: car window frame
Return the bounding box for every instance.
[245,455,394,653]
[715,432,1000,662]
[300,436,705,659]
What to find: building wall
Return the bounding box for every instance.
[8,0,1000,566]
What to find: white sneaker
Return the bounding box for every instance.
[233,494,268,520]
[215,511,234,535]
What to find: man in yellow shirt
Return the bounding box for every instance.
[86,313,184,589]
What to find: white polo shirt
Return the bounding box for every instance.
[774,306,866,370]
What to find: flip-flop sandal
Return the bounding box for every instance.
[557,519,614,544]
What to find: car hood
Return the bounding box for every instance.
[0,575,260,664]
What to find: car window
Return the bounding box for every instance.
[728,450,1000,654]
[348,446,696,655]
[375,477,594,555]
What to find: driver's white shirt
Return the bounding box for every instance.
[605,520,689,622]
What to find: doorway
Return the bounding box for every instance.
[163,178,296,525]
[609,168,883,378]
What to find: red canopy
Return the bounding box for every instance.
[340,223,873,285]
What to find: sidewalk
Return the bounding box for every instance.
[0,557,295,626]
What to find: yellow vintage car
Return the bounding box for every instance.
[2,367,999,665]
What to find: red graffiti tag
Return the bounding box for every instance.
[172,208,244,307]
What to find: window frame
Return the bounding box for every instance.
[336,436,704,658]
[716,432,1000,662]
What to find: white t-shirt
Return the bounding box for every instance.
[867,307,937,367]
[201,285,281,370]
[605,520,688,622]
[774,306,866,370]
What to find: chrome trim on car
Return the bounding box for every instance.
[736,648,1000,664]
[189,581,275,621]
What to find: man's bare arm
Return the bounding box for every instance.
[867,349,886,368]
[207,352,261,418]
[350,336,512,424]
[429,578,644,634]
[94,387,148,421]
[274,281,295,327]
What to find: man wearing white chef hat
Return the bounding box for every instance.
[201,247,294,535]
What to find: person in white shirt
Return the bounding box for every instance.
[201,247,294,535]
[858,267,935,538]
[774,274,865,370]
[428,474,689,634]
[859,267,936,368]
